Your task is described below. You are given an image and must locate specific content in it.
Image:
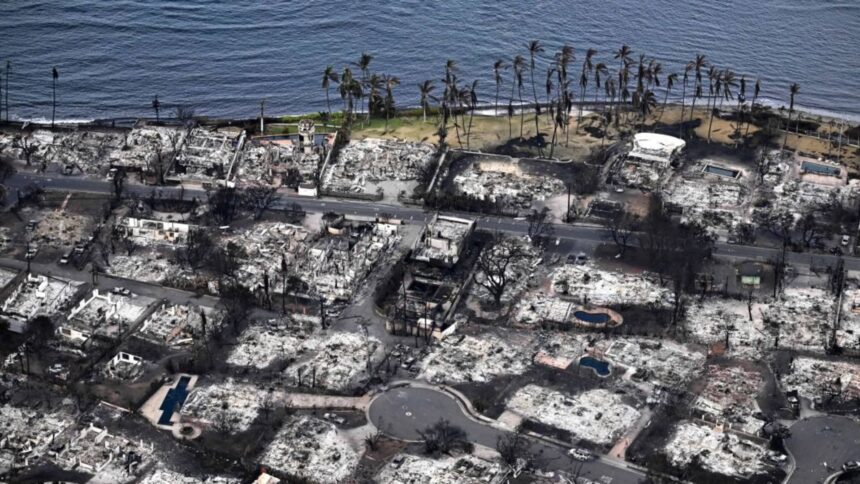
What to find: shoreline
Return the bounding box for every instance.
[4,100,859,128]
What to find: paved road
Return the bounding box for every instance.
[7,172,860,271]
[368,386,644,484]
[786,415,860,483]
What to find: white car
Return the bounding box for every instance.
[111,287,131,296]
[841,235,851,246]
[568,448,592,461]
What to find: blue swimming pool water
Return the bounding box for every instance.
[801,161,840,177]
[704,165,740,178]
[579,356,611,377]
[573,310,611,324]
[158,376,191,426]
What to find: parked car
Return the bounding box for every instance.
[568,448,592,461]
[58,252,71,265]
[111,287,131,296]
[841,234,851,246]
[25,247,38,260]
[843,460,860,472]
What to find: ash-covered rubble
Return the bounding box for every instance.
[418,331,536,384]
[283,331,382,392]
[173,127,242,182]
[597,337,706,387]
[693,365,766,435]
[227,221,399,303]
[506,385,641,445]
[779,356,860,404]
[238,138,320,187]
[260,415,361,484]
[452,162,564,210]
[683,298,771,358]
[226,315,320,370]
[761,287,836,352]
[182,379,266,433]
[323,138,435,195]
[376,454,503,484]
[663,421,770,478]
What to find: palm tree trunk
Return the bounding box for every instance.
[531,70,541,141]
[679,81,687,124]
[745,92,758,136]
[467,108,475,150]
[51,79,56,128]
[518,85,525,139]
[658,87,671,122]
[326,88,332,117]
[422,102,427,123]
[495,84,500,117]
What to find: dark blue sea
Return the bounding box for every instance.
[1,0,858,122]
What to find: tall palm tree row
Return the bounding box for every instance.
[314,47,797,151]
[781,83,800,152]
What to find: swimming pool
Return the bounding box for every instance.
[704,164,740,178]
[573,310,611,325]
[801,161,840,177]
[579,356,611,377]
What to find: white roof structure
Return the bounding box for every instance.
[629,133,686,164]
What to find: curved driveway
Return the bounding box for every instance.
[786,415,860,483]
[368,386,643,484]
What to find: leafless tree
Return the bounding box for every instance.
[474,235,527,305]
[605,211,638,257]
[13,133,38,166]
[418,419,470,455]
[242,184,280,220]
[496,425,531,467]
[207,187,240,225]
[526,207,553,246]
[177,228,214,269]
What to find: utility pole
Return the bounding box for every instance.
[260,98,266,134]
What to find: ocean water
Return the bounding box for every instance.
[0,0,858,122]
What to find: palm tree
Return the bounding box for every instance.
[466,80,479,149]
[321,65,339,117]
[51,66,58,128]
[604,78,617,146]
[512,55,527,139]
[493,60,507,116]
[781,83,800,152]
[678,62,692,136]
[613,45,633,124]
[545,67,555,126]
[339,67,361,124]
[527,40,544,137]
[354,53,373,122]
[555,45,574,139]
[593,62,608,111]
[637,90,658,129]
[745,79,761,136]
[152,95,161,122]
[735,75,746,137]
[705,65,720,143]
[578,48,597,131]
[658,73,678,122]
[367,74,383,118]
[418,80,434,123]
[383,75,400,133]
[688,54,707,125]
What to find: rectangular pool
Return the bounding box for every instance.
[704,164,740,179]
[801,161,841,177]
